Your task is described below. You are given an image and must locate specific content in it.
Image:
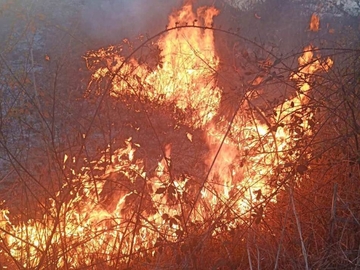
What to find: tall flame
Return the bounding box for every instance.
[0,3,334,269]
[86,3,221,128]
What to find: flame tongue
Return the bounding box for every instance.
[149,3,221,127]
[85,3,222,128]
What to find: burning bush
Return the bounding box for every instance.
[0,1,359,269]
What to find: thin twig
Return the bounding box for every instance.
[290,185,309,270]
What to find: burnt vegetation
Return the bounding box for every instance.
[0,1,360,269]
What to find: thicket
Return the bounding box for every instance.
[0,1,359,270]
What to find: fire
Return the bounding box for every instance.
[202,45,332,212]
[0,3,334,269]
[85,3,221,128]
[310,13,320,32]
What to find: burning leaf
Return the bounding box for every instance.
[162,213,169,221]
[156,186,167,194]
[169,218,178,228]
[308,118,315,128]
[176,229,184,239]
[254,189,262,200]
[296,164,308,175]
[168,184,176,197]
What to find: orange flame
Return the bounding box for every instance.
[310,13,320,32]
[0,3,334,269]
[85,3,221,128]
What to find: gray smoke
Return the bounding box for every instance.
[80,0,183,42]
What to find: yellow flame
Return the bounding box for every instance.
[85,3,221,128]
[0,3,334,269]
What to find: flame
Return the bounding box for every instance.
[0,3,334,268]
[85,3,221,128]
[310,13,320,32]
[200,45,333,213]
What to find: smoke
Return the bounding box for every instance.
[223,0,262,10]
[225,0,360,16]
[80,0,183,43]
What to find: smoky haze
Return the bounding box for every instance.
[80,0,184,43]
